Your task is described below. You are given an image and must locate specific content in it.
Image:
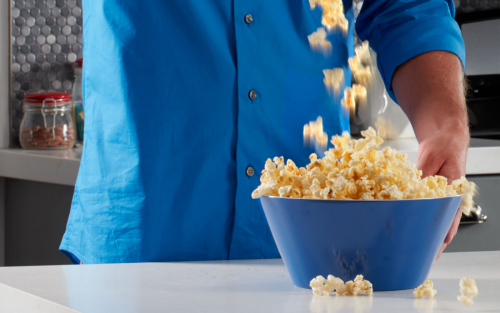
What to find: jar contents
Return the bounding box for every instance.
[20,92,75,150]
[20,124,75,149]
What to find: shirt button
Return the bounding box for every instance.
[248,90,257,100]
[246,166,255,177]
[244,14,253,24]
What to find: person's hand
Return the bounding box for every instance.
[391,51,470,261]
[416,123,469,260]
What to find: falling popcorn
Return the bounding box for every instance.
[309,0,348,34]
[342,87,356,118]
[341,84,367,119]
[452,181,478,217]
[308,27,332,56]
[414,280,437,299]
[355,40,372,65]
[349,55,373,87]
[323,68,345,97]
[309,0,322,9]
[457,277,478,305]
[304,116,329,152]
[251,127,478,216]
[352,84,367,99]
[375,116,395,140]
[322,0,349,34]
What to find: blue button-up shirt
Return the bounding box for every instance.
[60,0,464,263]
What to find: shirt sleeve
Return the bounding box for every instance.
[355,0,466,103]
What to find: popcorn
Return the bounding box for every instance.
[375,116,395,140]
[310,275,337,296]
[310,275,329,296]
[308,27,332,56]
[309,0,322,9]
[355,40,372,66]
[352,84,367,100]
[308,0,348,34]
[341,84,367,118]
[349,42,374,87]
[309,0,349,34]
[345,275,373,296]
[414,280,437,299]
[303,116,329,151]
[457,277,478,305]
[310,274,373,296]
[452,178,478,217]
[341,87,356,120]
[251,126,478,217]
[323,68,345,96]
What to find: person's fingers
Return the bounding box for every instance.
[436,158,466,182]
[444,209,462,244]
[416,144,444,178]
[436,243,447,260]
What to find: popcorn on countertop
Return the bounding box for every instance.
[251,126,478,216]
[414,280,437,299]
[310,274,373,296]
[457,277,478,305]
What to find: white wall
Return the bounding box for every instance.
[0,0,10,148]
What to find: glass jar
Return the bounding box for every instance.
[72,59,84,145]
[19,92,76,150]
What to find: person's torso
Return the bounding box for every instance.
[61,0,353,263]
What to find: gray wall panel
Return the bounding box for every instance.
[447,175,500,252]
[5,178,73,266]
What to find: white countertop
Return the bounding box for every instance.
[0,138,499,186]
[0,251,498,313]
[0,147,81,186]
[382,137,500,176]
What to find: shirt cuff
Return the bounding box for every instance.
[375,17,465,103]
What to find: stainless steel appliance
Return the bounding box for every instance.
[457,9,500,139]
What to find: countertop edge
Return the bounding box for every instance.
[0,142,499,186]
[0,148,80,186]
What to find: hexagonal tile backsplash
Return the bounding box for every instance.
[10,0,82,145]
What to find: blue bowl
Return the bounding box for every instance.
[260,196,461,291]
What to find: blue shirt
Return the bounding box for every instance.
[60,0,465,264]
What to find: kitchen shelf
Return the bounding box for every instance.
[0,138,499,187]
[0,148,81,186]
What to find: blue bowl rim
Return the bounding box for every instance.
[261,195,462,202]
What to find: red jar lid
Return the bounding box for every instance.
[76,58,83,68]
[24,92,72,106]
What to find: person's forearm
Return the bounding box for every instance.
[391,51,470,180]
[392,51,469,142]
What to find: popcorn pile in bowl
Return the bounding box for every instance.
[251,127,477,216]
